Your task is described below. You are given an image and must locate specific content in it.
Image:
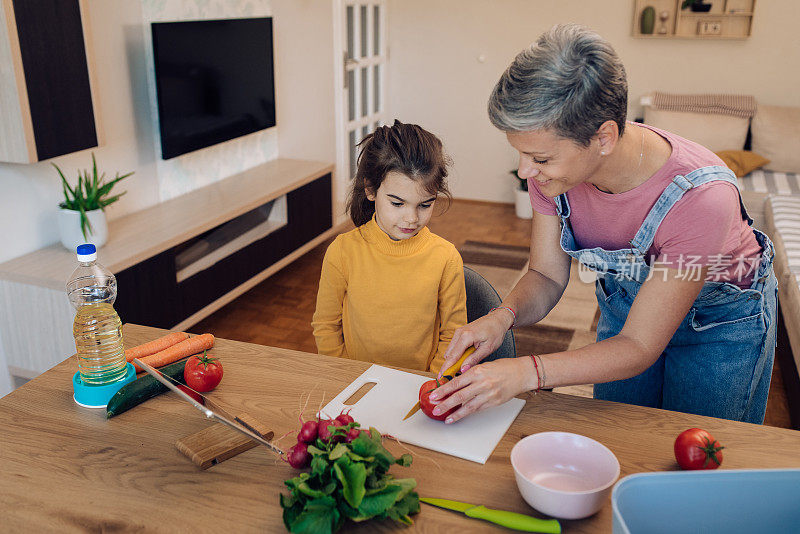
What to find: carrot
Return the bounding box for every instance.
[132,333,215,372]
[125,331,189,363]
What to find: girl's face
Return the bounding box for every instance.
[507,128,601,198]
[367,171,437,240]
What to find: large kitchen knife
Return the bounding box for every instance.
[402,346,475,421]
[420,497,561,533]
[133,358,284,458]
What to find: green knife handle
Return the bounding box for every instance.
[464,506,561,533]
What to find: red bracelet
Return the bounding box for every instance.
[529,355,541,392]
[490,306,517,329]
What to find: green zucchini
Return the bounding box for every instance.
[106,358,189,418]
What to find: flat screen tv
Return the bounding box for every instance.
[151,18,276,160]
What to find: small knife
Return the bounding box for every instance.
[420,497,561,533]
[402,347,475,421]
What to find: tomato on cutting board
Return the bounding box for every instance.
[419,378,460,421]
[674,428,725,470]
[184,350,223,392]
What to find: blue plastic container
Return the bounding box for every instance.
[612,469,800,534]
[72,362,136,408]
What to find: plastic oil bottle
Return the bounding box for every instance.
[67,244,135,407]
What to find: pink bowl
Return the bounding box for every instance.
[510,431,620,520]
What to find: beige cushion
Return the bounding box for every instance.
[644,108,749,152]
[752,105,800,174]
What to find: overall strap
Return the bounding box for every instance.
[628,165,744,255]
[554,193,571,219]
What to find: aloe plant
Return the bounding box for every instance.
[54,153,134,240]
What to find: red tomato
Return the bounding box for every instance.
[176,384,204,405]
[674,428,725,470]
[419,378,460,421]
[184,351,223,392]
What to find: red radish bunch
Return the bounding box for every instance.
[285,409,365,469]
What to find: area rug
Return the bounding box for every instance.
[459,240,598,398]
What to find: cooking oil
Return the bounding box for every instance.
[73,302,127,384]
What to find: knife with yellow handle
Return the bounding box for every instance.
[420,497,561,533]
[402,346,476,421]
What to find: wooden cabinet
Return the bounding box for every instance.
[0,0,99,163]
[632,0,756,40]
[114,173,333,329]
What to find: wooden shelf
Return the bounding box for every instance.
[0,158,333,290]
[632,0,756,39]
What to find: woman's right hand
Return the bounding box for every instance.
[438,310,513,379]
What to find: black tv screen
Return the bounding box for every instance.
[152,18,276,160]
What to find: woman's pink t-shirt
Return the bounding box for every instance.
[528,124,762,288]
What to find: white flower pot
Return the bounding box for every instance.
[58,208,108,252]
[515,188,533,219]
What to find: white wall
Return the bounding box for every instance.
[387,0,800,204]
[272,0,336,166]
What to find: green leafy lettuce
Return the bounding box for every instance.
[280,426,419,533]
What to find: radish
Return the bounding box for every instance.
[297,420,319,443]
[317,419,335,442]
[344,427,363,443]
[335,412,354,426]
[328,421,346,443]
[286,442,310,469]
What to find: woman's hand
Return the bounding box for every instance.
[429,357,537,423]
[438,310,513,379]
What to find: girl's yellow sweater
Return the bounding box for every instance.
[312,217,467,372]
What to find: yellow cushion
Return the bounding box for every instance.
[715,150,770,177]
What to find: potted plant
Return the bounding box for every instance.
[511,169,532,219]
[53,153,134,251]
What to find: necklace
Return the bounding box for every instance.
[636,126,645,171]
[594,127,646,194]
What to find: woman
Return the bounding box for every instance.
[430,23,777,425]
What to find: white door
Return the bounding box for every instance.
[333,0,388,219]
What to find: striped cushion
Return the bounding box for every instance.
[768,196,800,282]
[739,169,800,195]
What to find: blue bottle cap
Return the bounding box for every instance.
[76,243,97,262]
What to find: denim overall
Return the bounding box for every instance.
[554,166,778,423]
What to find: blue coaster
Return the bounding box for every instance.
[72,363,136,408]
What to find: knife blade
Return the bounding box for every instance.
[402,347,475,421]
[420,497,561,533]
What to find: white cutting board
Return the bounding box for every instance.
[319,365,525,464]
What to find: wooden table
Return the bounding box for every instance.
[2,325,800,533]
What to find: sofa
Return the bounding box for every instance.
[643,94,800,428]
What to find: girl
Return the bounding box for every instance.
[312,120,467,372]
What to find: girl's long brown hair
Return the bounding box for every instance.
[346,120,451,227]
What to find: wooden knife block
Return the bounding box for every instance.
[175,412,273,469]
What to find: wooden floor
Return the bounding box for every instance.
[194,199,793,429]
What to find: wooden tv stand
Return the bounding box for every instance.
[0,158,338,379]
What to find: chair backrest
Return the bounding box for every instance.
[463,266,516,362]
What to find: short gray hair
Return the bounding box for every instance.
[488,24,628,146]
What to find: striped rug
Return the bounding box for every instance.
[459,241,598,397]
